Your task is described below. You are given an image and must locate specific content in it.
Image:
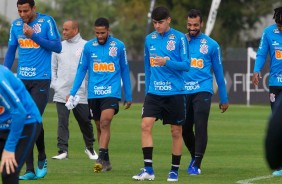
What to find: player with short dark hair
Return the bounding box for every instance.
[0,65,42,184]
[3,0,62,180]
[252,6,282,176]
[68,17,132,173]
[132,6,190,182]
[94,17,109,29]
[182,9,229,175]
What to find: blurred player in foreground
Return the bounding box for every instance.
[252,6,282,176]
[0,65,42,184]
[265,96,282,175]
[3,0,62,179]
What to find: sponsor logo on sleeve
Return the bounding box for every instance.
[47,19,54,36]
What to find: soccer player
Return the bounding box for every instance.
[3,0,62,180]
[182,9,229,175]
[0,65,42,184]
[132,6,190,182]
[68,17,132,173]
[51,20,98,160]
[252,6,282,176]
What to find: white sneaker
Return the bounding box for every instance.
[52,152,68,160]
[132,168,155,181]
[85,148,98,160]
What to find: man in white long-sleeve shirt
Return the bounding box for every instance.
[51,20,98,160]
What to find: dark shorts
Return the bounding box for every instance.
[88,97,119,121]
[269,86,282,110]
[0,123,41,183]
[142,93,186,125]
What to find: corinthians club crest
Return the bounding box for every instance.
[109,47,117,57]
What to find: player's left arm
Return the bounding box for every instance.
[253,31,269,73]
[23,17,62,53]
[119,43,132,108]
[211,44,229,113]
[31,34,61,53]
[252,31,269,86]
[70,45,89,97]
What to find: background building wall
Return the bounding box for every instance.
[0,0,19,22]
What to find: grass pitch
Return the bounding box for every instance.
[20,103,282,184]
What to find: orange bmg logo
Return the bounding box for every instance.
[191,58,203,68]
[150,57,157,67]
[18,38,40,48]
[275,50,282,59]
[0,106,5,115]
[94,62,115,72]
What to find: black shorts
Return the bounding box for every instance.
[88,97,119,121]
[269,86,282,110]
[0,123,40,177]
[142,93,186,125]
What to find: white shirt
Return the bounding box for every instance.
[51,33,88,104]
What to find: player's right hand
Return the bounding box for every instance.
[65,95,75,110]
[219,103,229,113]
[23,23,33,37]
[123,101,132,110]
[252,72,260,86]
[0,150,17,174]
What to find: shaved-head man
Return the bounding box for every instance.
[51,20,98,161]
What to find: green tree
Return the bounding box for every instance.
[37,0,148,61]
[0,15,11,58]
[0,15,10,47]
[156,0,281,49]
[36,0,282,60]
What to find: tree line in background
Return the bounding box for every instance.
[0,0,281,60]
[0,15,11,48]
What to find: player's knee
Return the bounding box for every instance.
[171,128,182,138]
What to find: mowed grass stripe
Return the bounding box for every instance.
[20,103,282,184]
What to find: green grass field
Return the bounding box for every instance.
[19,103,282,184]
